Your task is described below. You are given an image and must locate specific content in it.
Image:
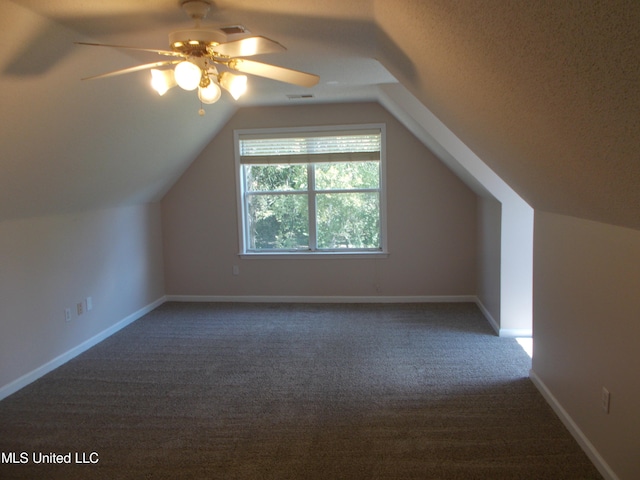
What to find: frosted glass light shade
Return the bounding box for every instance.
[198,82,221,104]
[150,69,176,96]
[219,72,247,100]
[174,61,201,91]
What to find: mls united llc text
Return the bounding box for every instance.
[2,451,99,464]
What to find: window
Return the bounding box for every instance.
[235,124,386,256]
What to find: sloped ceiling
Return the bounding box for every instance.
[375,0,640,230]
[1,0,639,230]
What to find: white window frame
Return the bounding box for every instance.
[234,124,388,258]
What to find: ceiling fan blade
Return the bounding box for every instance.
[212,36,286,58]
[81,60,181,81]
[75,42,183,58]
[229,59,319,87]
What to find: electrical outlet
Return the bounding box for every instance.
[602,387,611,414]
[65,308,72,322]
[232,265,240,275]
[77,302,84,316]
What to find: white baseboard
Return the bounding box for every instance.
[168,294,521,339]
[475,298,532,337]
[165,294,478,304]
[0,296,166,402]
[529,370,619,480]
[475,298,500,334]
[0,295,520,402]
[499,328,533,337]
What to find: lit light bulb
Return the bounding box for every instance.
[219,72,247,100]
[150,69,176,96]
[174,61,202,91]
[198,82,221,104]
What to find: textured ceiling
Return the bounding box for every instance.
[1,0,638,229]
[375,0,640,229]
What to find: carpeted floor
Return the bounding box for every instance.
[0,302,602,479]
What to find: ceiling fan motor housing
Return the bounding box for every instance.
[169,29,227,56]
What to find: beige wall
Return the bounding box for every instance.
[477,195,501,325]
[0,204,165,394]
[380,85,532,336]
[533,211,640,480]
[162,103,478,298]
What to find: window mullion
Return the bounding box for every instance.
[308,163,317,251]
[242,169,251,251]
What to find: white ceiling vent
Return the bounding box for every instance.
[286,94,315,100]
[220,25,248,35]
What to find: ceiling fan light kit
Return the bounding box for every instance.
[218,72,247,100]
[150,69,177,96]
[76,0,319,114]
[198,81,222,104]
[174,61,202,91]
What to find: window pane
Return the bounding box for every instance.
[237,126,385,254]
[247,193,309,250]
[315,162,379,190]
[316,193,380,249]
[245,164,307,192]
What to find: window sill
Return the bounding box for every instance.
[239,251,389,260]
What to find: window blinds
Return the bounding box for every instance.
[239,129,381,164]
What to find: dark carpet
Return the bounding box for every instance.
[0,302,602,479]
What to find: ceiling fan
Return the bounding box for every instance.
[76,0,319,113]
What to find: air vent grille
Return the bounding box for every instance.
[286,94,315,100]
[220,25,247,35]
